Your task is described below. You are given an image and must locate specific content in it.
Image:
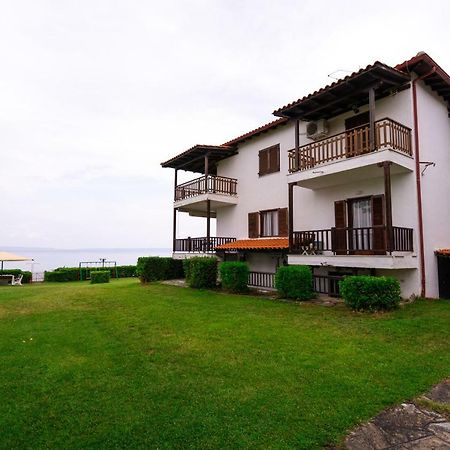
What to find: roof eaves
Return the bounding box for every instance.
[273,61,410,118]
[222,117,289,147]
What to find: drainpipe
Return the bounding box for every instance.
[411,67,436,298]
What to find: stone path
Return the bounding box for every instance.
[345,378,450,449]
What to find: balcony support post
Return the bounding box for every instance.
[382,161,393,254]
[172,168,178,252]
[368,86,376,151]
[295,119,300,169]
[206,199,211,246]
[204,153,209,194]
[174,168,178,201]
[288,182,295,252]
[172,208,177,253]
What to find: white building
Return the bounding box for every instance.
[161,52,450,299]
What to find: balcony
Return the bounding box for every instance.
[173,237,236,254]
[287,118,413,189]
[174,175,238,216]
[288,226,416,269]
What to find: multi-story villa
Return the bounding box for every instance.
[161,52,450,299]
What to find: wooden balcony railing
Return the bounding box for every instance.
[248,271,275,289]
[174,237,236,253]
[175,175,237,201]
[291,225,413,254]
[288,118,412,173]
[313,274,343,297]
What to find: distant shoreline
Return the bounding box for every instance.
[1,247,172,272]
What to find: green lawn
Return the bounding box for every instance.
[0,279,449,449]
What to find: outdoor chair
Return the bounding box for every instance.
[12,274,23,286]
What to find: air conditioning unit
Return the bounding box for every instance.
[306,119,329,140]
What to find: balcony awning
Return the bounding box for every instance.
[160,144,237,174]
[216,237,289,251]
[273,62,410,121]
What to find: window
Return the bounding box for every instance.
[248,208,288,238]
[258,144,280,176]
[260,210,279,237]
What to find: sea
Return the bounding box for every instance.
[1,247,172,273]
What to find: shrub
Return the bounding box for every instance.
[184,257,217,289]
[136,257,184,283]
[44,268,80,282]
[275,265,314,300]
[340,275,401,311]
[219,262,249,293]
[90,271,110,284]
[0,269,32,284]
[115,265,137,278]
[45,265,138,282]
[81,265,137,280]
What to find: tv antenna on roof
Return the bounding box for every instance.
[327,69,355,81]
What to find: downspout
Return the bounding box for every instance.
[411,67,436,297]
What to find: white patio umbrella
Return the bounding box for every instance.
[0,252,33,270]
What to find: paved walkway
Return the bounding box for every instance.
[345,378,450,449]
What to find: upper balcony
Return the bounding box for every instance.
[174,174,238,217]
[287,118,413,189]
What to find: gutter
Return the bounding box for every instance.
[411,67,436,297]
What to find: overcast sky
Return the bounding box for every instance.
[0,0,448,249]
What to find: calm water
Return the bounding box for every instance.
[1,247,172,272]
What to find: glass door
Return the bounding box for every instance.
[350,198,372,251]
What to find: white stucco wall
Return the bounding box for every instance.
[216,123,294,239]
[209,85,449,298]
[416,81,450,298]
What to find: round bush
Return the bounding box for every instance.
[340,275,401,311]
[275,265,313,300]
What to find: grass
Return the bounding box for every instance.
[0,279,449,449]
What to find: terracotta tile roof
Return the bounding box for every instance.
[396,51,450,110]
[216,237,289,251]
[273,61,409,118]
[222,117,289,146]
[435,249,450,256]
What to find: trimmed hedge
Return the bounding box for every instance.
[44,268,79,282]
[90,271,110,284]
[184,257,217,289]
[44,265,137,282]
[275,265,314,300]
[0,269,32,284]
[136,257,184,283]
[219,262,249,293]
[340,275,401,311]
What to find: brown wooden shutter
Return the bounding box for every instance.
[269,146,280,173]
[259,150,268,175]
[277,208,288,236]
[332,200,347,254]
[372,194,385,254]
[248,212,259,238]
